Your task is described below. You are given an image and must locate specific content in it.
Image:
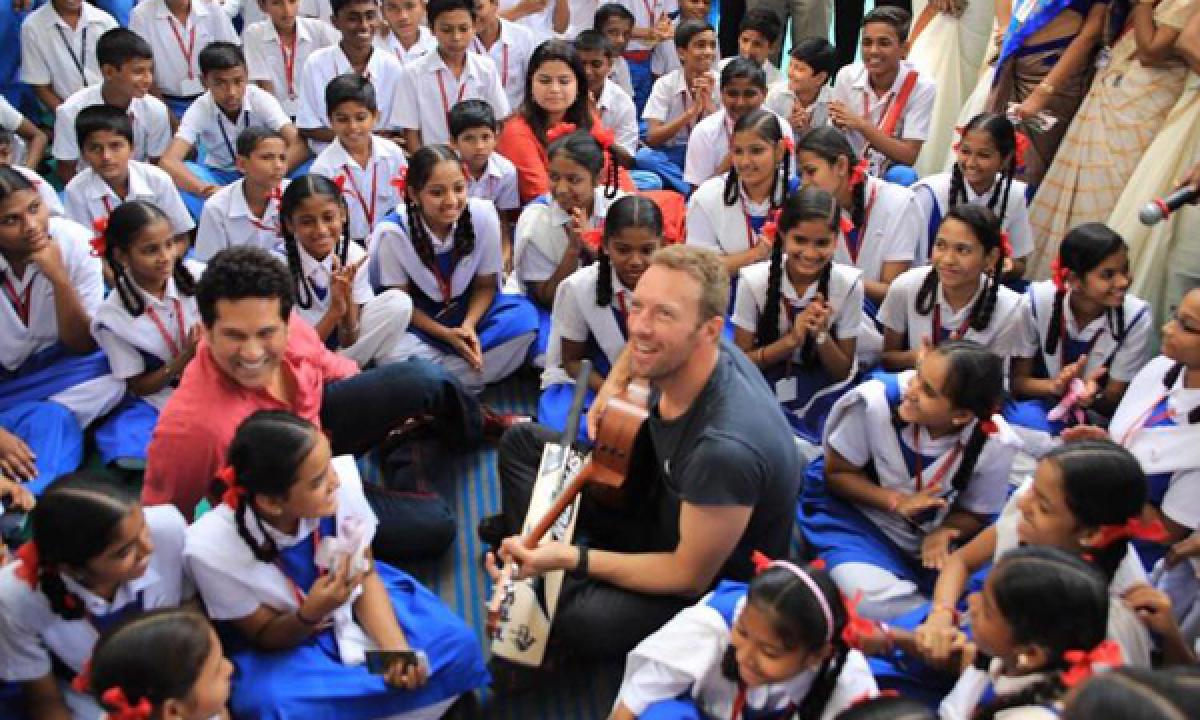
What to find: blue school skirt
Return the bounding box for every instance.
[0,401,83,495]
[529,303,553,367]
[411,289,539,359]
[93,395,159,465]
[764,363,857,446]
[0,343,110,406]
[227,562,489,720]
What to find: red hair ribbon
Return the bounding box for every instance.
[590,126,615,152]
[13,541,39,588]
[1050,256,1070,292]
[581,228,604,252]
[1061,640,1122,688]
[71,661,92,694]
[838,214,855,236]
[840,591,879,651]
[546,122,578,144]
[332,174,347,193]
[1091,517,1168,548]
[951,125,965,153]
[217,465,245,510]
[100,687,153,720]
[849,158,869,188]
[979,418,998,436]
[781,136,795,154]
[809,558,826,571]
[750,549,773,575]
[1013,132,1030,171]
[390,166,408,195]
[761,208,781,245]
[90,217,109,257]
[999,231,1012,258]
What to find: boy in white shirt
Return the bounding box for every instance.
[473,0,535,111]
[763,36,835,137]
[20,0,117,112]
[377,0,438,65]
[195,126,291,261]
[715,7,783,86]
[160,42,306,219]
[129,0,240,120]
[64,106,194,244]
[576,30,637,166]
[241,0,333,26]
[649,0,711,76]
[613,0,676,111]
[829,6,935,187]
[310,75,408,244]
[449,99,519,268]
[0,96,48,170]
[635,19,718,194]
[53,28,173,183]
[594,3,637,99]
[397,0,511,150]
[244,0,340,118]
[296,0,407,153]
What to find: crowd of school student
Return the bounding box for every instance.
[0,0,1199,716]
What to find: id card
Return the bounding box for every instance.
[776,376,798,403]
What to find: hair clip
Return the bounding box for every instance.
[100,687,153,720]
[1061,640,1122,688]
[13,541,39,588]
[90,217,109,257]
[390,166,408,195]
[546,122,578,144]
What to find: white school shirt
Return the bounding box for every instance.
[567,0,598,36]
[499,0,558,36]
[374,26,438,67]
[1013,281,1153,384]
[177,86,293,171]
[1108,355,1200,531]
[194,177,290,261]
[717,56,783,85]
[939,659,1059,720]
[831,60,937,175]
[0,218,102,372]
[513,187,626,286]
[471,20,535,110]
[763,82,832,132]
[239,0,334,28]
[466,152,520,211]
[596,79,639,157]
[618,0,679,53]
[394,51,511,146]
[685,173,777,257]
[642,68,720,146]
[877,265,1024,357]
[732,261,866,346]
[63,161,195,237]
[371,197,504,298]
[295,44,407,151]
[0,96,28,166]
[825,373,1021,554]
[91,259,205,409]
[0,505,189,682]
[13,165,66,217]
[52,85,173,163]
[274,240,373,330]
[244,18,341,117]
[833,175,921,283]
[310,135,408,242]
[912,171,1035,266]
[618,590,877,718]
[650,31,679,74]
[542,262,632,387]
[19,2,116,102]
[129,0,240,98]
[681,106,795,187]
[185,456,381,665]
[609,56,634,96]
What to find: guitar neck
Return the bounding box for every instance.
[523,468,590,549]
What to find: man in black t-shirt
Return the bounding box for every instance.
[487,245,800,661]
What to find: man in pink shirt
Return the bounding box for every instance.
[144,246,516,559]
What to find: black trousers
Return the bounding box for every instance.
[497,423,694,659]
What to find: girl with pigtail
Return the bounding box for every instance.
[0,472,189,720]
[732,186,867,445]
[91,200,204,464]
[182,410,488,719]
[911,113,1035,280]
[538,195,663,438]
[370,144,538,394]
[800,340,1022,621]
[878,205,1023,372]
[612,553,878,720]
[1006,224,1152,455]
[274,175,415,369]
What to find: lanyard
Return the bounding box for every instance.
[101,195,114,214]
[145,297,186,358]
[247,189,281,234]
[280,31,299,100]
[216,110,246,169]
[473,37,509,88]
[1119,394,1174,447]
[54,24,88,86]
[274,525,324,606]
[931,301,973,346]
[341,163,378,229]
[168,16,198,80]
[843,183,878,263]
[913,428,963,493]
[2,273,33,325]
[437,68,468,124]
[737,187,768,249]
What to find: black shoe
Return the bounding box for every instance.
[477,513,508,549]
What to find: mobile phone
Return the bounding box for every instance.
[365,650,429,676]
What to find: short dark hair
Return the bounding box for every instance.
[331,0,379,17]
[96,28,153,70]
[789,37,837,79]
[325,73,377,116]
[427,0,476,25]
[236,125,286,157]
[75,104,134,150]
[448,98,497,138]
[198,42,246,76]
[196,246,294,327]
[720,56,767,90]
[862,5,911,37]
[740,7,782,44]
[594,3,635,30]
[675,18,715,50]
[574,29,615,58]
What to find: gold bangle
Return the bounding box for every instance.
[1038,81,1057,95]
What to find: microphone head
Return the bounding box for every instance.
[1139,203,1163,226]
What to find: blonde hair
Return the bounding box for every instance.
[650,245,729,323]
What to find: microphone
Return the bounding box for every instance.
[1139,186,1200,225]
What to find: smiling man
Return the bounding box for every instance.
[486,245,800,663]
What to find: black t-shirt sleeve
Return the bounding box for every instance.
[678,435,764,508]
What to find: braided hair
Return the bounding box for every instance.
[1045,224,1128,361]
[976,547,1109,720]
[916,205,1005,336]
[949,113,1017,227]
[225,410,322,563]
[595,195,663,307]
[796,127,866,227]
[926,340,1005,495]
[101,201,197,318]
[722,109,791,211]
[23,472,140,620]
[278,175,350,311]
[547,128,617,203]
[402,145,476,280]
[759,187,840,369]
[1063,666,1200,720]
[722,562,850,719]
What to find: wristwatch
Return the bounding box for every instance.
[570,543,590,579]
[814,330,830,345]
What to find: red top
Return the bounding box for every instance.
[142,314,358,518]
[496,112,635,204]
